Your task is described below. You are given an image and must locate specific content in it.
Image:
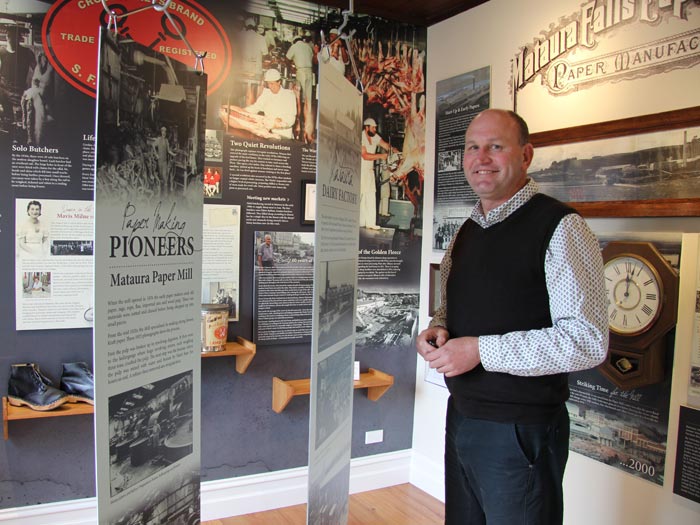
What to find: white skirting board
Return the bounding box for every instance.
[409,450,444,502]
[0,450,412,525]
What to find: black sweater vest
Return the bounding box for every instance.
[445,193,577,423]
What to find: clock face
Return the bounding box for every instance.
[603,255,662,336]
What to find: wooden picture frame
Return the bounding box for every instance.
[528,106,700,217]
[301,180,316,225]
[428,263,441,317]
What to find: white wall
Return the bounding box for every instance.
[414,0,700,523]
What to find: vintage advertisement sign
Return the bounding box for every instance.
[43,0,231,96]
[513,1,699,97]
[512,0,699,124]
[93,31,205,524]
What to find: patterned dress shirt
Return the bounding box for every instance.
[430,179,609,376]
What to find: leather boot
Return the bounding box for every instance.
[7,363,69,411]
[60,362,94,405]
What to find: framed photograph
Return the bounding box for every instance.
[428,263,441,317]
[301,180,316,225]
[528,106,700,217]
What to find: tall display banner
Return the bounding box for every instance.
[94,31,205,525]
[307,61,362,525]
[432,67,490,252]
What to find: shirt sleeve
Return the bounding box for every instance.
[479,213,609,376]
[245,90,268,115]
[277,91,298,128]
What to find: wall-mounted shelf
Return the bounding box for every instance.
[272,368,394,413]
[2,396,93,440]
[201,336,256,374]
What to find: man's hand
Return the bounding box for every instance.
[418,329,481,378]
[416,326,449,359]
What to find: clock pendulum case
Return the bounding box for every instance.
[600,241,679,390]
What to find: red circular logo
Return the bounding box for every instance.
[214,326,227,340]
[43,0,232,98]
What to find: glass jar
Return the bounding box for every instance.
[201,304,229,352]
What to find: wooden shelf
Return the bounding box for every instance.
[2,396,93,440]
[272,368,394,413]
[201,336,256,374]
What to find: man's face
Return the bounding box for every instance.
[365,125,377,137]
[265,236,271,245]
[160,127,167,137]
[267,80,281,94]
[462,110,533,213]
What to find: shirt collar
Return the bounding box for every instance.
[469,178,539,227]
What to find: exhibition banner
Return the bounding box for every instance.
[0,0,425,510]
[307,60,362,525]
[93,31,205,524]
[15,198,94,330]
[566,236,680,486]
[432,66,490,252]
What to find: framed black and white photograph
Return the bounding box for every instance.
[302,180,316,225]
[428,263,441,317]
[529,106,700,217]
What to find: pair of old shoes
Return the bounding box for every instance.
[7,362,94,411]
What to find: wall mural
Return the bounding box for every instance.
[0,0,426,510]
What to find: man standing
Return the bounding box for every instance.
[416,109,608,524]
[154,125,175,192]
[286,34,315,142]
[360,118,393,230]
[257,234,275,269]
[0,24,35,126]
[245,69,296,139]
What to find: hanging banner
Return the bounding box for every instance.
[93,30,205,524]
[307,60,362,525]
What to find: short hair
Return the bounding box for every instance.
[503,110,530,146]
[27,200,41,213]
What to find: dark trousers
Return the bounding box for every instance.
[444,397,569,525]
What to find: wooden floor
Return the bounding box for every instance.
[203,483,444,525]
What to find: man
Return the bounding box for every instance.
[416,109,608,524]
[245,69,296,139]
[239,17,268,106]
[241,18,268,79]
[257,234,274,269]
[153,125,175,192]
[327,28,349,76]
[360,118,393,230]
[286,34,314,142]
[0,24,36,124]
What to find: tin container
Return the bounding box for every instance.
[201,304,229,352]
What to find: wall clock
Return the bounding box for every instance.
[600,241,679,389]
